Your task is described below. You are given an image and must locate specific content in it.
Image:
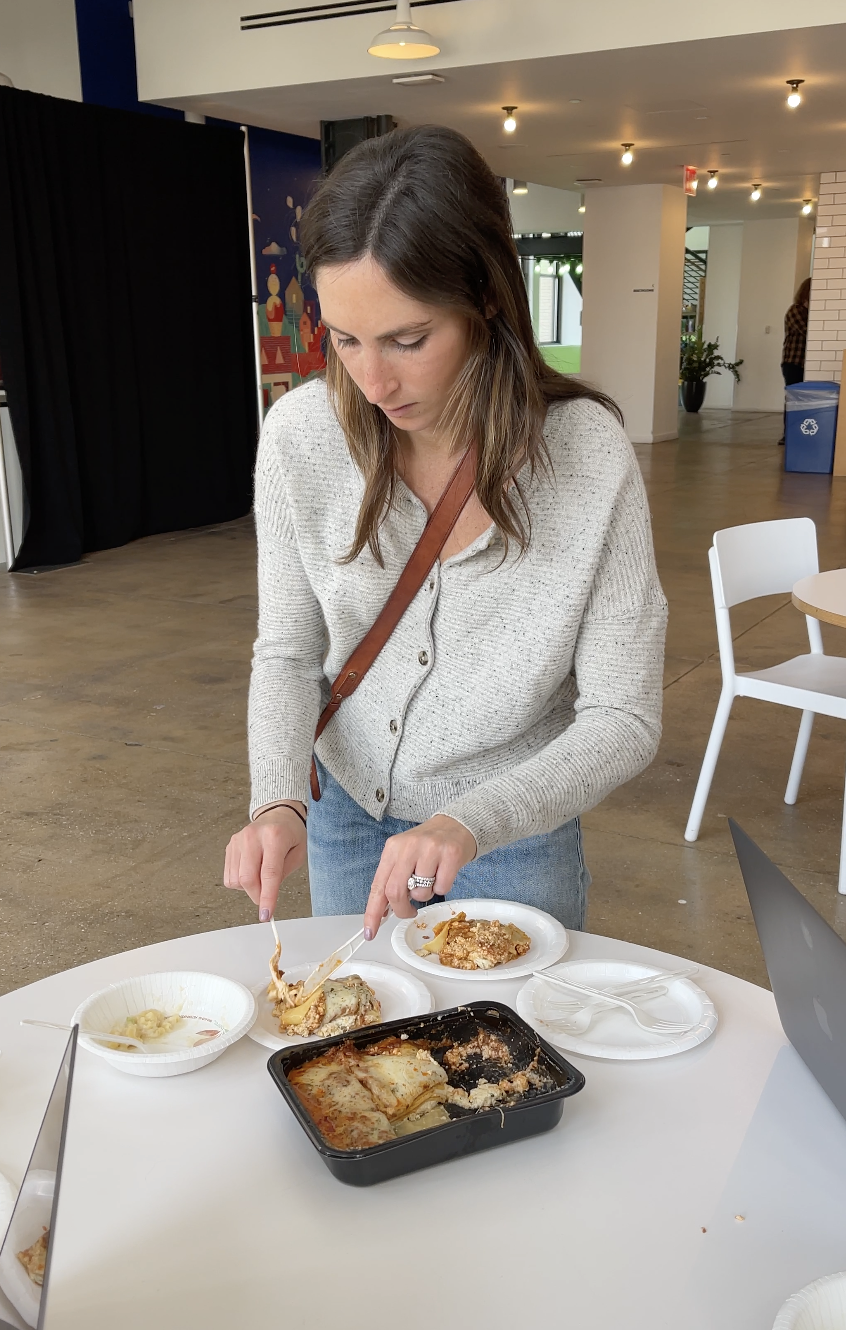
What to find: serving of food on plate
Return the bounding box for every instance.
[419,912,531,970]
[266,939,382,1039]
[391,899,569,982]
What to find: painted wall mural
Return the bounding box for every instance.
[248,125,325,411]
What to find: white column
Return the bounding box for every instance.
[806,171,846,384]
[733,219,804,410]
[701,224,742,409]
[580,184,687,444]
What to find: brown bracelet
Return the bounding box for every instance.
[254,802,307,829]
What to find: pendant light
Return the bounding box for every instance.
[802,199,814,215]
[368,0,440,59]
[707,170,719,189]
[786,79,804,109]
[750,183,762,201]
[503,107,518,133]
[620,143,634,165]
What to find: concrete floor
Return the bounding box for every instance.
[3,407,846,993]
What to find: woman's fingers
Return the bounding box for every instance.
[363,817,477,940]
[222,815,308,918]
[257,828,290,921]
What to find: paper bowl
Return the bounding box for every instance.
[773,1272,846,1329]
[71,971,257,1077]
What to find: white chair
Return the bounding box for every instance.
[685,517,846,893]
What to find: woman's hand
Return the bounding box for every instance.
[224,804,308,921]
[363,815,477,940]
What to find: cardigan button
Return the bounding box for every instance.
[418,649,429,666]
[389,719,398,735]
[375,787,386,803]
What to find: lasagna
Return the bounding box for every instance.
[289,1036,551,1151]
[419,913,531,970]
[267,941,381,1038]
[17,1229,48,1286]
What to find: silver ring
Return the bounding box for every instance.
[408,873,437,894]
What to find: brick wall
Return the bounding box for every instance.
[805,171,846,382]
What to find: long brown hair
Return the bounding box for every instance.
[300,124,619,564]
[795,277,812,306]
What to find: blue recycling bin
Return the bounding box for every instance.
[784,381,840,473]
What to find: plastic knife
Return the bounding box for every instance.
[300,926,367,1001]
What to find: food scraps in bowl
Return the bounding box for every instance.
[102,1009,223,1053]
[289,1032,554,1152]
[418,912,531,970]
[267,940,382,1038]
[107,1008,182,1048]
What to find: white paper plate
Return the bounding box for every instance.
[516,959,717,1061]
[0,1168,54,1328]
[773,1272,846,1329]
[391,899,568,981]
[72,972,257,1077]
[248,961,434,1050]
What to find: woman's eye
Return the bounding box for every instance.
[394,337,427,353]
[335,336,357,350]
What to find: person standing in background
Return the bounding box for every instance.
[779,277,811,444]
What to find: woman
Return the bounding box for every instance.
[224,126,667,941]
[780,277,811,444]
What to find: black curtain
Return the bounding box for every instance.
[0,87,257,569]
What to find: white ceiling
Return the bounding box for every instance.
[168,21,846,224]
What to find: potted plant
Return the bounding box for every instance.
[679,328,743,413]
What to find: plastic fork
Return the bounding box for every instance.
[531,973,697,1034]
[21,1018,146,1051]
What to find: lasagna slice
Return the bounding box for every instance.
[17,1228,48,1286]
[267,940,381,1038]
[420,913,531,970]
[289,1038,451,1150]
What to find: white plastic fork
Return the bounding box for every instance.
[532,972,697,1034]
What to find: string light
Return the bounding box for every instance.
[620,143,634,166]
[502,106,517,133]
[786,79,804,109]
[802,199,814,215]
[750,183,762,201]
[707,170,719,190]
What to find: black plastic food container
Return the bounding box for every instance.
[267,1000,586,1186]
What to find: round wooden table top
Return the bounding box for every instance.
[793,569,846,628]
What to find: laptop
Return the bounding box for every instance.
[731,819,846,1122]
[0,1027,77,1330]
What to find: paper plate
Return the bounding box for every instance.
[391,899,568,981]
[516,959,717,1061]
[773,1271,846,1329]
[248,961,434,1050]
[72,972,257,1077]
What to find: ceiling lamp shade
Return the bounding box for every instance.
[368,0,440,59]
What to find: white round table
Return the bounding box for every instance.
[793,568,846,628]
[2,919,846,1330]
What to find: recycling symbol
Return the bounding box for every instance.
[800,417,819,436]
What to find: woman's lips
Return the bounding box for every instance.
[383,403,416,417]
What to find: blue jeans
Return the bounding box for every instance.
[307,760,589,928]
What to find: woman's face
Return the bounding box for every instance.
[316,255,471,437]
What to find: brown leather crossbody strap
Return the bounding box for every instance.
[310,447,477,801]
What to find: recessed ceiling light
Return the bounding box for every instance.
[392,72,445,84]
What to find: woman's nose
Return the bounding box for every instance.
[359,354,399,405]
